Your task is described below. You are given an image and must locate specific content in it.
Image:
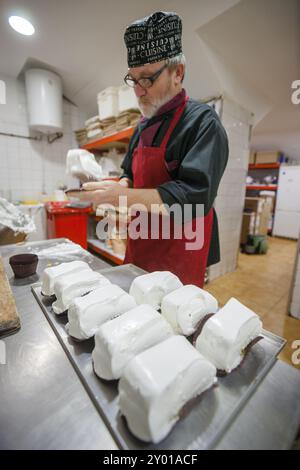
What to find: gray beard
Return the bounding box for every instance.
[138,90,175,119]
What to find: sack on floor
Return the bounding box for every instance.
[244,235,268,255]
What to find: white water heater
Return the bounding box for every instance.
[25,69,63,134]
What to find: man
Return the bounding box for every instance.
[79,11,228,287]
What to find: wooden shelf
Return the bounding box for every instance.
[248,163,280,170]
[81,126,135,151]
[87,238,124,265]
[246,185,278,191]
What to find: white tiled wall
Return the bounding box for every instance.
[290,237,300,319]
[208,95,253,281]
[0,74,86,202]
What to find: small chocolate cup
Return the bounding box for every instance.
[9,253,38,278]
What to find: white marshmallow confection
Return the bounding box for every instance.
[52,269,110,315]
[118,335,217,444]
[129,271,183,310]
[92,304,174,380]
[67,284,136,340]
[41,260,90,296]
[195,297,263,373]
[161,284,218,336]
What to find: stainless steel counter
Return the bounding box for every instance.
[1,239,300,450]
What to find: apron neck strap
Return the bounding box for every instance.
[160,95,189,149]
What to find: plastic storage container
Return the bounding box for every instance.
[118,85,139,113]
[45,202,92,249]
[97,87,119,120]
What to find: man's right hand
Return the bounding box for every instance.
[82,178,132,191]
[82,180,118,191]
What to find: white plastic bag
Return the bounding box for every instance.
[66,149,103,181]
[0,198,36,234]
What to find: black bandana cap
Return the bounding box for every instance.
[124,11,182,68]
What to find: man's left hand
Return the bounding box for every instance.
[77,182,128,208]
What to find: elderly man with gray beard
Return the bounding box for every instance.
[78,11,228,287]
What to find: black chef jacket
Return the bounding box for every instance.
[120,96,229,266]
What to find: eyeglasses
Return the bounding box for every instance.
[124,62,169,89]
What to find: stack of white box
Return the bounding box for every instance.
[97,86,139,120]
[118,85,138,113]
[97,87,119,121]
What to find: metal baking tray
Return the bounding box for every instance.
[31,264,286,450]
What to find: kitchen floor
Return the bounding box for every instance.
[206,236,300,370]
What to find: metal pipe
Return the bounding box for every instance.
[0,131,42,141]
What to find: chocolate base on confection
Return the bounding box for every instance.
[192,313,264,377]
[68,334,85,343]
[120,383,218,445]
[179,382,218,419]
[51,307,68,316]
[216,335,264,377]
[92,362,118,385]
[192,313,216,346]
[120,414,149,444]
[41,291,56,301]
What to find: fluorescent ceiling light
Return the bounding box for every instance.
[8,16,35,36]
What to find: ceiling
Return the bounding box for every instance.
[0,0,299,157]
[196,0,300,158]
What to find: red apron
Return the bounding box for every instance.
[124,97,213,287]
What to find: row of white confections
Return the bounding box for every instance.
[66,269,261,443]
[42,264,262,376]
[67,270,182,342]
[88,270,218,444]
[41,260,109,314]
[103,272,262,443]
[41,264,262,443]
[41,264,217,444]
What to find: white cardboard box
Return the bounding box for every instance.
[97,87,119,120]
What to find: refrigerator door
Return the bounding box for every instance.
[273,210,300,239]
[276,166,300,211]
